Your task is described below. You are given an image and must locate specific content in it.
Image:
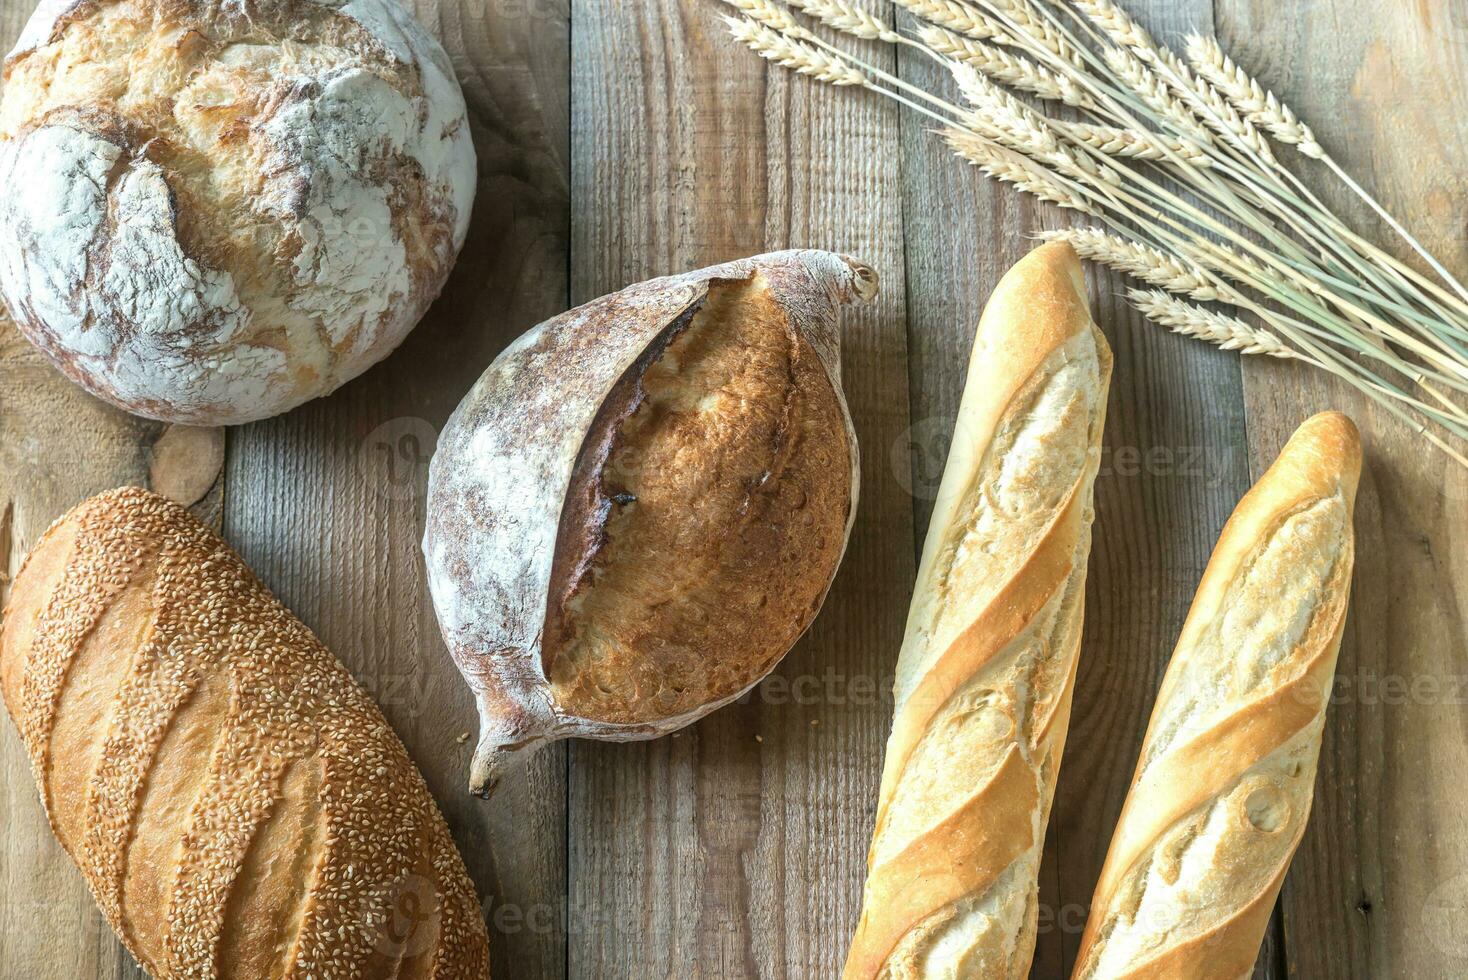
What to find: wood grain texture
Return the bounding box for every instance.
[220,1,573,977]
[1214,2,1468,977]
[565,1,912,976]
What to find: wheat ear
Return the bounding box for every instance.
[723,16,867,85]
[1129,288,1297,358]
[721,0,807,35]
[951,63,1121,185]
[787,0,900,43]
[892,0,1009,43]
[1076,1,1278,165]
[984,0,1085,66]
[1063,123,1210,165]
[1044,228,1220,300]
[943,129,1097,212]
[920,26,1094,107]
[1185,34,1323,157]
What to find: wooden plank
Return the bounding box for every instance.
[564,1,913,975]
[219,2,572,977]
[1213,2,1468,977]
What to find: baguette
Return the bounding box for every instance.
[0,488,490,979]
[844,241,1112,978]
[1071,411,1362,979]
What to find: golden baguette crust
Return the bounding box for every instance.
[845,242,1112,978]
[1072,412,1362,980]
[0,487,490,979]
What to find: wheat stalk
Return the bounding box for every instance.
[920,26,1094,107]
[1129,288,1297,358]
[718,0,1468,468]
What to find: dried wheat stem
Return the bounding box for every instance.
[787,0,902,43]
[1185,34,1323,157]
[723,15,868,85]
[1128,288,1297,358]
[920,26,1093,107]
[1063,123,1210,165]
[943,129,1097,212]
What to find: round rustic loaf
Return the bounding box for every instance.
[0,0,476,424]
[424,250,876,796]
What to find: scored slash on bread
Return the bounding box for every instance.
[0,488,490,979]
[844,241,1113,978]
[423,250,876,797]
[1071,411,1362,980]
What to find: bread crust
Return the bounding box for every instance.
[1071,411,1362,980]
[0,0,476,424]
[423,249,876,796]
[844,242,1112,978]
[0,487,490,979]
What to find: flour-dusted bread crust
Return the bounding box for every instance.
[844,241,1112,978]
[0,0,476,425]
[0,488,490,979]
[1071,412,1361,980]
[423,249,876,796]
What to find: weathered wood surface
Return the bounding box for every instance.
[1215,3,1468,978]
[0,0,1463,978]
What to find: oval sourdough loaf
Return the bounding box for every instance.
[0,0,476,425]
[844,242,1112,978]
[0,487,490,979]
[1071,411,1361,980]
[424,249,876,796]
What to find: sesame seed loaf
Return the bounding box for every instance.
[0,487,490,979]
[1071,412,1361,979]
[844,242,1112,978]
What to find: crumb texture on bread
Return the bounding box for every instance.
[544,274,851,724]
[1072,411,1362,980]
[844,242,1112,979]
[0,487,490,978]
[0,0,475,424]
